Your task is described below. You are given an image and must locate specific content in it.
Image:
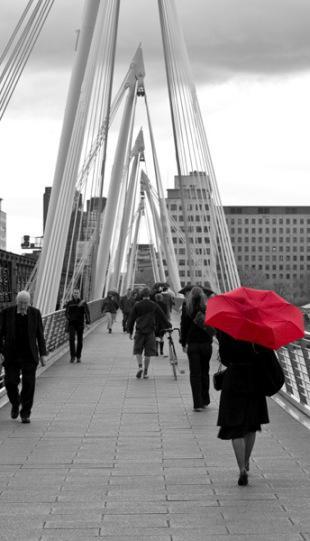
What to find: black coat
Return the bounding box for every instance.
[180,302,214,347]
[217,331,269,431]
[65,298,90,326]
[0,306,47,365]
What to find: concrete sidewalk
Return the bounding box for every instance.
[0,319,310,540]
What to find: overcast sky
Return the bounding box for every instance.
[1,0,310,253]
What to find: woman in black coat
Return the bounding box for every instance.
[180,287,214,411]
[217,330,270,486]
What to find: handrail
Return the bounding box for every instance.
[277,334,310,416]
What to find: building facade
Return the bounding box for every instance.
[0,199,7,250]
[165,172,213,288]
[224,206,310,302]
[0,249,36,307]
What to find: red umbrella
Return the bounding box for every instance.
[205,286,304,349]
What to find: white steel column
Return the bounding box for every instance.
[144,96,180,292]
[125,203,142,291]
[34,0,100,309]
[94,46,145,298]
[141,172,166,282]
[111,130,144,290]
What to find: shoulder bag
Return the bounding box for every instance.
[213,356,226,391]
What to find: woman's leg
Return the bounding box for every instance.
[244,432,256,469]
[106,312,112,332]
[232,437,246,473]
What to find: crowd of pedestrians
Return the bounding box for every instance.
[0,279,295,488]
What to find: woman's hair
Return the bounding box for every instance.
[186,286,206,316]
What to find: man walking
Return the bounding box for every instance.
[0,290,47,423]
[65,288,90,363]
[127,287,171,379]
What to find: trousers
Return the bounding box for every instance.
[187,342,212,409]
[68,323,84,359]
[4,360,37,417]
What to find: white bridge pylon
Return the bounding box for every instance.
[31,0,239,313]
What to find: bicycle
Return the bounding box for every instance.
[162,327,185,380]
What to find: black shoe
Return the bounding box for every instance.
[143,370,149,379]
[76,358,81,363]
[21,417,31,424]
[70,357,75,363]
[108,328,112,334]
[11,405,19,419]
[136,368,143,379]
[238,471,248,486]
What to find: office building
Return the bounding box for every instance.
[224,206,310,302]
[165,171,213,288]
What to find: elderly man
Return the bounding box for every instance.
[0,290,47,423]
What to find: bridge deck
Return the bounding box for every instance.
[0,320,310,540]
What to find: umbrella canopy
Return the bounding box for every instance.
[179,282,215,297]
[205,286,304,350]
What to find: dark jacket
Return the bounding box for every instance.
[65,298,90,326]
[0,306,47,365]
[217,331,269,428]
[127,299,171,335]
[120,295,135,315]
[101,297,119,314]
[180,302,214,347]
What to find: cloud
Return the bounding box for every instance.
[1,0,310,84]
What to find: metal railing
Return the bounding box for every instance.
[0,298,104,391]
[277,333,310,415]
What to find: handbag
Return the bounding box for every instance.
[213,359,226,391]
[254,347,285,397]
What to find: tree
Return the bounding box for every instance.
[238,268,269,290]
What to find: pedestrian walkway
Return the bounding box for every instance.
[0,319,310,540]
